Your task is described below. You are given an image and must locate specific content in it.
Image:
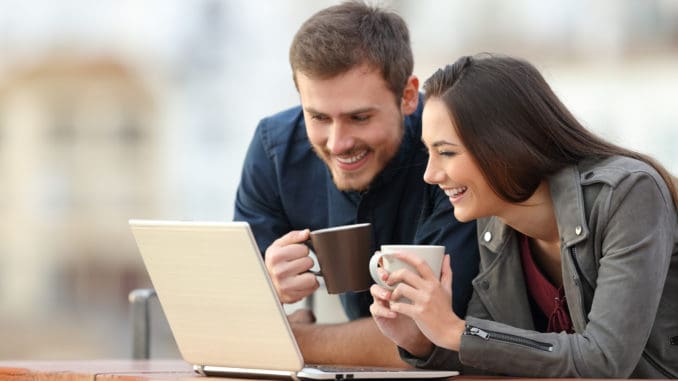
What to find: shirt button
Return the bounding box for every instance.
[480,281,490,290]
[575,226,582,235]
[483,231,492,242]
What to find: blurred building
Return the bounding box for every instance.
[0,54,170,356]
[0,55,159,306]
[0,0,676,359]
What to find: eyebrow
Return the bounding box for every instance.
[428,140,459,148]
[304,106,378,116]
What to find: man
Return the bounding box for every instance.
[234,1,478,367]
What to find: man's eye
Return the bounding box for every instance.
[311,114,329,121]
[352,115,370,122]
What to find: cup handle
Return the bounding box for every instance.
[369,252,393,290]
[303,239,322,276]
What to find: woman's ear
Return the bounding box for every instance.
[401,75,420,115]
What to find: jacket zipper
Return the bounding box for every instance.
[465,325,553,352]
[570,246,588,284]
[569,247,593,290]
[642,351,676,378]
[567,246,590,329]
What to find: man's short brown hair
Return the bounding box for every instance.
[289,1,413,99]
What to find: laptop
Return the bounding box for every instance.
[129,219,459,380]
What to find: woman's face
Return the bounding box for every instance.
[422,97,503,222]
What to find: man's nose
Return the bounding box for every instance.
[326,123,355,154]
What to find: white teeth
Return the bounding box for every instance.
[444,187,467,197]
[336,150,368,164]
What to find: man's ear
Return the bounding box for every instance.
[401,75,420,115]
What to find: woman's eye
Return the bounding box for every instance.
[439,151,457,157]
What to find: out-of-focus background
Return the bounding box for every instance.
[0,0,676,359]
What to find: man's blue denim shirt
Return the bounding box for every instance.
[234,99,479,320]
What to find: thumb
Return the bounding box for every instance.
[441,254,452,296]
[270,229,310,248]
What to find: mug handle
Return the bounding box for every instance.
[369,252,393,290]
[303,239,322,276]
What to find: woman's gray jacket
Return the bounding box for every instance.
[401,156,677,378]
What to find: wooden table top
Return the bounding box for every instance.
[0,359,660,381]
[0,359,199,381]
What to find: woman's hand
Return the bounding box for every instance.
[369,270,434,357]
[386,254,465,352]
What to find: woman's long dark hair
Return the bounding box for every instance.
[423,53,678,207]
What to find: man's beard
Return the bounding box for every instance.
[310,137,402,193]
[309,145,369,192]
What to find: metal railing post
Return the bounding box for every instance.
[128,288,157,359]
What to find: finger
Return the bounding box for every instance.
[370,284,393,303]
[268,255,315,280]
[278,273,319,303]
[387,266,425,290]
[394,252,436,280]
[377,267,390,282]
[269,229,310,249]
[281,272,319,292]
[265,242,311,267]
[370,300,397,319]
[390,281,418,304]
[441,254,452,295]
[388,297,416,318]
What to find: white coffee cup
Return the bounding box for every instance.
[369,245,445,290]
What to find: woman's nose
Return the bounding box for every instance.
[423,157,444,185]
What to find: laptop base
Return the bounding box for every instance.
[198,364,458,380]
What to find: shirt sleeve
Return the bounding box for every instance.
[233,118,290,255]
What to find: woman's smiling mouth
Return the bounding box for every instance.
[444,186,468,202]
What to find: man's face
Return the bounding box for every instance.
[298,65,415,192]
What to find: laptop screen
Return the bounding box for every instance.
[130,220,304,372]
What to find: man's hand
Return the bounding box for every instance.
[287,308,316,324]
[265,229,319,304]
[292,317,410,367]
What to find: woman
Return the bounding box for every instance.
[369,54,677,378]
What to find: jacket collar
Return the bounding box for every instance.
[549,164,590,247]
[480,164,590,253]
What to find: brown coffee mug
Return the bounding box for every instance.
[306,223,373,294]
